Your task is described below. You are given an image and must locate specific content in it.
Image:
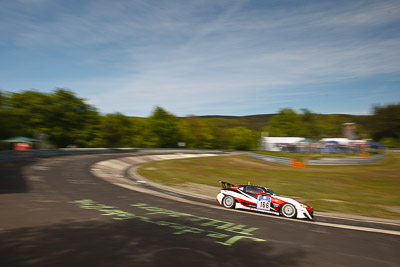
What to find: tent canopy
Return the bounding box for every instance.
[325,140,339,145]
[300,138,316,143]
[321,138,350,145]
[368,142,384,147]
[2,136,39,143]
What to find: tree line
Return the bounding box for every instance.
[1,89,399,149]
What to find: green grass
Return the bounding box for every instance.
[137,153,400,219]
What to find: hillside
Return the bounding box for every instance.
[129,112,372,137]
[195,114,274,131]
[190,114,371,133]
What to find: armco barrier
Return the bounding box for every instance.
[0,148,139,163]
[248,153,291,165]
[1,149,385,165]
[0,148,231,163]
[249,152,384,166]
[307,154,385,165]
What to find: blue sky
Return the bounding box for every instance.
[1,0,399,117]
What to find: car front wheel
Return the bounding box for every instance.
[222,196,236,209]
[280,203,296,218]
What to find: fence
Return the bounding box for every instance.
[248,153,291,165]
[248,153,384,166]
[307,154,385,165]
[0,148,232,163]
[0,148,139,163]
[0,148,385,165]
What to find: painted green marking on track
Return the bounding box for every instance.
[70,199,267,246]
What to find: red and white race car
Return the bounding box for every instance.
[216,181,314,220]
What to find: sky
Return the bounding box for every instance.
[1,0,399,117]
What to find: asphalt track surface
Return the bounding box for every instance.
[1,151,399,267]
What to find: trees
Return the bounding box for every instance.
[0,90,23,141]
[263,108,301,137]
[228,127,259,151]
[1,89,101,148]
[47,89,101,147]
[261,108,369,139]
[147,107,181,148]
[370,103,400,147]
[99,113,135,148]
[178,116,217,149]
[318,114,346,138]
[4,88,397,150]
[298,109,321,138]
[5,90,53,137]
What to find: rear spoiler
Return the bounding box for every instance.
[219,180,235,189]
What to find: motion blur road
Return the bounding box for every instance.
[1,152,399,267]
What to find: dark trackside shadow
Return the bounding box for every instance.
[0,218,305,267]
[0,160,34,194]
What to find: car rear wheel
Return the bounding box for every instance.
[280,203,296,218]
[222,196,236,209]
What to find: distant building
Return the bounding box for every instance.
[260,137,368,153]
[343,122,356,140]
[321,138,351,145]
[260,137,305,151]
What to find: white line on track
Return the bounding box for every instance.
[315,213,400,227]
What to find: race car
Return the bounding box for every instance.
[216,181,314,220]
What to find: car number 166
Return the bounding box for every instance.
[257,196,271,210]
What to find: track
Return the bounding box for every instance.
[1,152,399,267]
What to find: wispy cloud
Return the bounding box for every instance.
[1,0,399,116]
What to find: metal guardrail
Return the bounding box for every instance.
[307,154,385,165]
[248,153,385,166]
[0,148,385,165]
[0,148,232,163]
[248,153,291,165]
[0,148,139,163]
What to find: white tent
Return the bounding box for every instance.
[321,138,351,145]
[260,137,305,151]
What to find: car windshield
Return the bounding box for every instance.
[242,185,278,195]
[262,187,277,196]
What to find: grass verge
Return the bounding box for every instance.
[137,153,400,220]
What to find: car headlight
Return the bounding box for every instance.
[300,204,308,209]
